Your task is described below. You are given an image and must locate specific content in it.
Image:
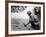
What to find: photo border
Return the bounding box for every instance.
[5,1,45,37]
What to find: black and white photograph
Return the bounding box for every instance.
[11,6,41,31]
[8,2,44,35]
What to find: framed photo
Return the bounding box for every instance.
[5,1,45,36]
